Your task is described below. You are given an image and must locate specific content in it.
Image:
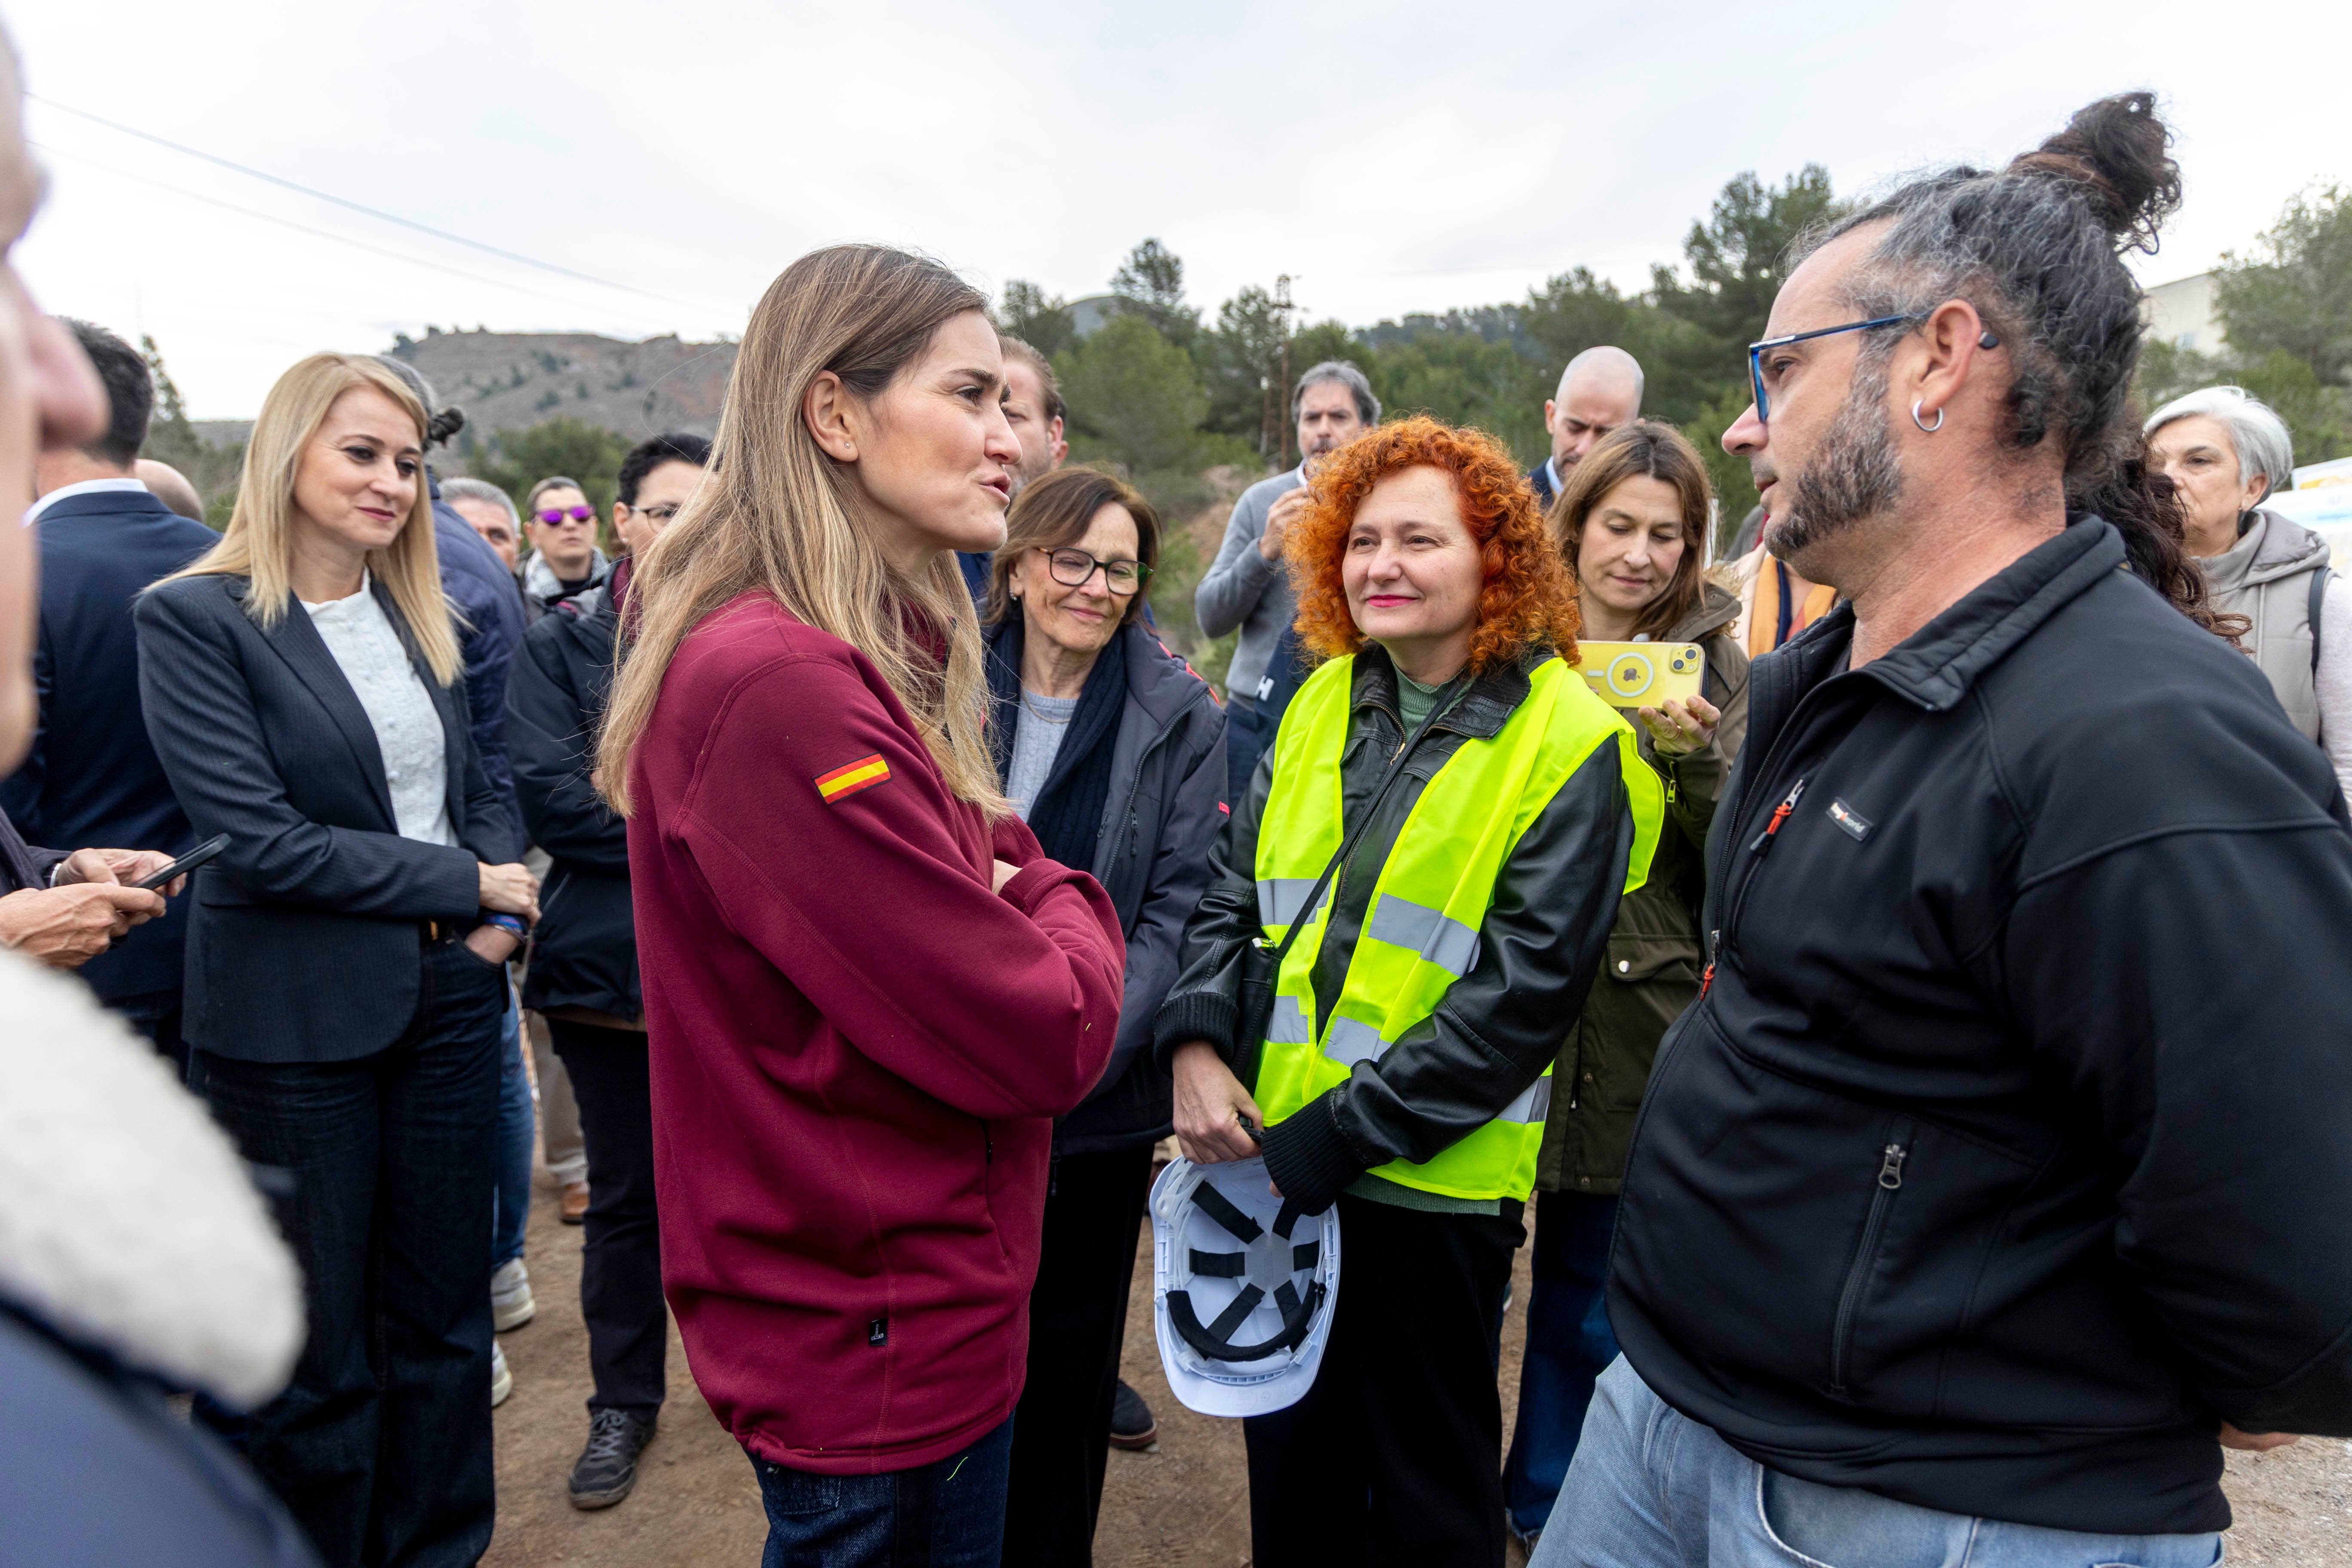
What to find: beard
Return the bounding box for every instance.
[1766,361,1905,565]
[1006,455,1047,502]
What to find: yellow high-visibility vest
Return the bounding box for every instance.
[1251,653,1663,1201]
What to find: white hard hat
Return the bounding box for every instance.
[1150,1155,1340,1418]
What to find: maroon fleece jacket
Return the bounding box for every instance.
[626,594,1124,1474]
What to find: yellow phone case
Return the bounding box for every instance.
[1575,641,1705,710]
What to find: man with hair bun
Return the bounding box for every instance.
[1544,94,2352,1566]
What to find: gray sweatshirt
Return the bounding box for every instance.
[1194,466,1304,702]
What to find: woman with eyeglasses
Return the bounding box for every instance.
[983,466,1228,1566]
[521,475,609,616]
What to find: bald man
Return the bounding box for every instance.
[1530,346,1644,509]
[134,458,204,522]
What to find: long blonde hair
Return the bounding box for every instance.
[159,353,461,685]
[597,245,1005,817]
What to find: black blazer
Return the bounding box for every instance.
[134,573,512,1063]
[0,487,217,999]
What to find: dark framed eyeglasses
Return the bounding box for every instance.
[535,504,595,525]
[1042,546,1151,595]
[1747,313,2001,425]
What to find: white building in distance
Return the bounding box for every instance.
[2143,273,2224,355]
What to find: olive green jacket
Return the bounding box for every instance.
[1537,584,1751,1194]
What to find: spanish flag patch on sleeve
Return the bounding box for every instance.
[815,753,891,804]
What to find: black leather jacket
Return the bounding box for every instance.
[1153,642,1634,1213]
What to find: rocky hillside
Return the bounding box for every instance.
[389,328,738,448]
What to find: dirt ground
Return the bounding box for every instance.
[484,1165,2352,1568]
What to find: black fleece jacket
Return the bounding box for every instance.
[1154,643,1632,1213]
[1611,518,2352,1534]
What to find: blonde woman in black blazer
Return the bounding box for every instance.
[136,352,537,1568]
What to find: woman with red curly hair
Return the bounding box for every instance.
[1152,416,1664,1566]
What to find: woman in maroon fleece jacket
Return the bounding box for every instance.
[597,245,1125,1566]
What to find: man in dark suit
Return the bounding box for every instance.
[1,320,213,1054]
[1527,346,1645,510]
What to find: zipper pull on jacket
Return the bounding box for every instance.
[1749,778,1809,856]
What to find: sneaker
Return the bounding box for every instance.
[1106,1379,1157,1451]
[570,1408,658,1509]
[490,1341,512,1408]
[491,1257,536,1332]
[560,1180,590,1225]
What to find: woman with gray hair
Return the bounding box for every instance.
[2147,386,2352,798]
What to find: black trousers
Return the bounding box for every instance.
[548,1018,666,1414]
[1244,1193,1525,1568]
[1000,1143,1154,1567]
[196,937,505,1568]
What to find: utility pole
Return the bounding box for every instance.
[1274,274,1296,470]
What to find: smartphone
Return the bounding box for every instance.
[131,833,230,892]
[1575,641,1706,712]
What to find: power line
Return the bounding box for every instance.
[31,141,692,333]
[28,94,731,318]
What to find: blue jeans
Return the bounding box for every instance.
[1531,1359,2223,1568]
[492,987,532,1270]
[197,936,506,1568]
[1504,1191,1620,1537]
[751,1418,1014,1568]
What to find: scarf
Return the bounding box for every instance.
[986,619,1127,874]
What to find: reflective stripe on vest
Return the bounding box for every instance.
[1250,653,1664,1201]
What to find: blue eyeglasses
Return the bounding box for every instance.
[1746,315,1917,426]
[1746,314,2002,425]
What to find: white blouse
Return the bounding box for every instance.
[300,574,456,847]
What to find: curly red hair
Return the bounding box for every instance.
[1286,416,1581,674]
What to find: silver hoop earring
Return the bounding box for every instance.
[1911,399,1943,434]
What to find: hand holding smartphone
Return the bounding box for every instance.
[132,833,230,892]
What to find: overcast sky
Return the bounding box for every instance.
[15,0,2349,418]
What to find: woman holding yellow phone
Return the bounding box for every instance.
[1503,420,1752,1550]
